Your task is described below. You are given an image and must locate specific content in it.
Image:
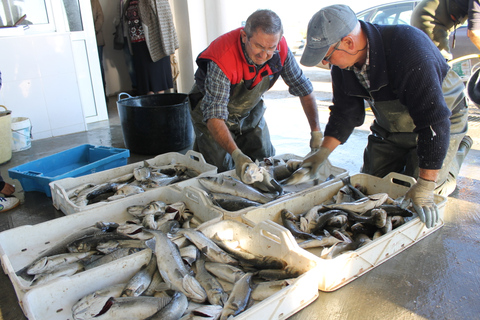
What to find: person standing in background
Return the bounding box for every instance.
[123,0,179,95]
[91,0,106,98]
[115,0,138,94]
[411,0,480,61]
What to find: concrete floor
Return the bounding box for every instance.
[0,65,479,320]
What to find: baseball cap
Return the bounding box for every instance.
[300,4,358,67]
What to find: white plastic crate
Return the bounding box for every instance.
[173,155,348,221]
[241,172,447,292]
[198,219,320,320]
[0,186,222,314]
[50,150,217,215]
[19,220,319,320]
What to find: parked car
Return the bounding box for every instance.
[318,0,479,75]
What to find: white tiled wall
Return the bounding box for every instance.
[0,33,87,140]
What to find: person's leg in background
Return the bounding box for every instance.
[123,40,138,95]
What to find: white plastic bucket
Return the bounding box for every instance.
[0,105,12,164]
[11,117,32,152]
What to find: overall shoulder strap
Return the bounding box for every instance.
[380,25,396,59]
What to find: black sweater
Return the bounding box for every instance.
[325,21,462,170]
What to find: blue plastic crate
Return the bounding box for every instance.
[8,144,130,197]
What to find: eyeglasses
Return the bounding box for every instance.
[247,39,279,55]
[323,41,341,62]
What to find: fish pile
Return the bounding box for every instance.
[71,225,302,320]
[15,201,194,287]
[198,175,281,212]
[279,177,416,259]
[15,199,305,319]
[67,161,201,207]
[198,156,337,213]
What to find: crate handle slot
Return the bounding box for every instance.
[24,170,43,177]
[186,150,207,164]
[255,220,299,251]
[259,228,281,244]
[383,172,416,187]
[184,186,210,206]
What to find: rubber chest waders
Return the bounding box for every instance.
[362,68,468,195]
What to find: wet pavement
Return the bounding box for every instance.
[0,63,479,319]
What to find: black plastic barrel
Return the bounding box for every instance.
[117,93,194,155]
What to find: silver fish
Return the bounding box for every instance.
[67,183,96,199]
[126,205,145,218]
[96,240,147,254]
[72,296,172,320]
[166,201,187,216]
[143,270,168,296]
[380,215,393,235]
[194,256,228,306]
[251,279,294,301]
[110,173,135,184]
[179,245,199,266]
[298,236,343,249]
[84,248,142,270]
[142,214,158,230]
[178,229,238,265]
[27,251,96,275]
[134,162,152,181]
[142,200,167,216]
[256,266,303,281]
[16,225,115,279]
[107,185,144,201]
[281,209,321,240]
[32,261,84,286]
[156,220,180,234]
[67,231,131,253]
[121,254,157,297]
[72,283,126,318]
[146,230,207,303]
[116,224,154,240]
[179,305,223,320]
[204,262,245,283]
[282,167,312,185]
[209,192,261,211]
[323,193,389,214]
[146,291,188,320]
[212,236,286,270]
[148,173,180,186]
[220,272,254,320]
[198,176,274,204]
[299,204,323,233]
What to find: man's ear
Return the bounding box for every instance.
[343,36,355,50]
[240,30,247,44]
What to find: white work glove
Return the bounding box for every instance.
[231,149,254,184]
[302,147,331,179]
[310,131,323,153]
[399,177,439,229]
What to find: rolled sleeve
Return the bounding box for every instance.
[201,62,231,122]
[281,49,313,97]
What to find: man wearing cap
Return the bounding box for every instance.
[300,4,471,228]
[189,9,321,183]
